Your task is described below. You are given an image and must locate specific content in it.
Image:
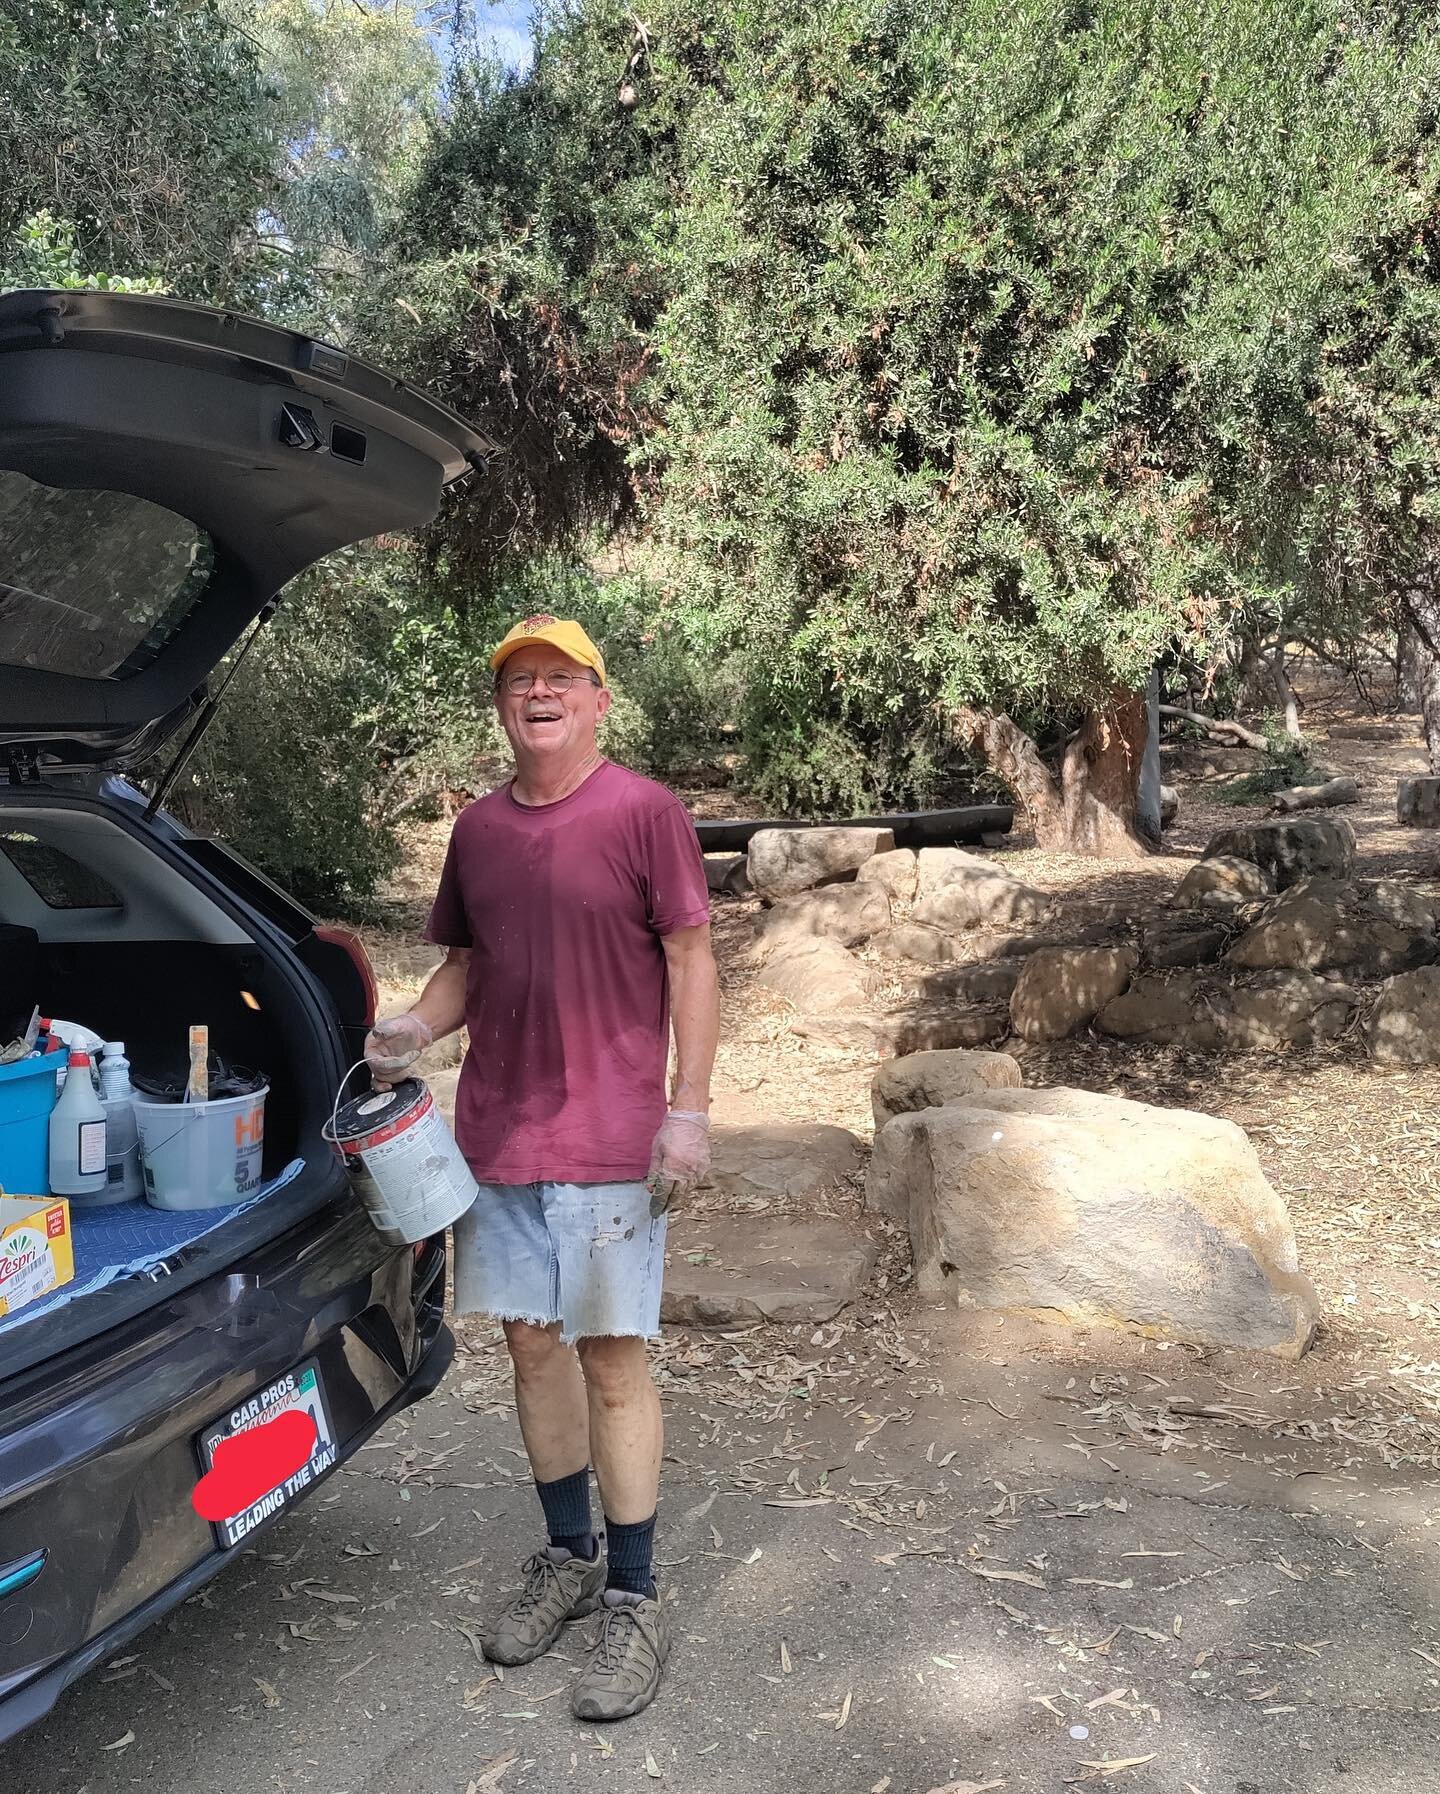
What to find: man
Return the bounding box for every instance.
[363,615,719,1722]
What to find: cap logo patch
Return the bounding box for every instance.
[521,613,557,631]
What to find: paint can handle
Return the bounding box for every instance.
[322,1060,374,1149]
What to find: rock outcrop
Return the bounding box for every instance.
[1008,946,1138,1042]
[866,1087,1320,1357]
[871,1047,1024,1128]
[746,826,895,899]
[1200,817,1356,890]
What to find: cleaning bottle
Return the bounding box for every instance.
[100,1041,143,1203]
[49,1049,108,1202]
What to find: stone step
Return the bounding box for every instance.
[662,1214,879,1326]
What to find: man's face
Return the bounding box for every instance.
[495,646,612,764]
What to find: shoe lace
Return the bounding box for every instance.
[511,1551,564,1618]
[592,1603,640,1676]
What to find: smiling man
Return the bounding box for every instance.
[363,614,718,1721]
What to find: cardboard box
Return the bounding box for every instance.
[0,1194,74,1318]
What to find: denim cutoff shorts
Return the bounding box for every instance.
[452,1180,668,1344]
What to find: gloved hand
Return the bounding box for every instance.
[364,1014,434,1089]
[645,1109,711,1215]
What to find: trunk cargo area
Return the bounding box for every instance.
[0,794,347,1360]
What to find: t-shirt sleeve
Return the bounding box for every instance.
[424,828,473,948]
[643,796,712,935]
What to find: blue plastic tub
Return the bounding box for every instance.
[0,1047,62,1197]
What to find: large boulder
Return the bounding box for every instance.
[1220,971,1359,1049]
[1096,972,1224,1048]
[747,826,894,899]
[857,847,919,903]
[866,1089,1320,1357]
[881,1005,1011,1056]
[912,849,1051,930]
[1141,918,1228,969]
[1097,970,1359,1051]
[1200,817,1356,891]
[1008,946,1138,1042]
[661,1215,878,1325]
[700,1122,864,1201]
[1173,855,1275,908]
[755,881,891,953]
[1368,966,1440,1065]
[1226,879,1438,980]
[871,1047,1023,1128]
[907,963,1022,1006]
[872,923,966,965]
[758,939,879,1013]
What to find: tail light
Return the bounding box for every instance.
[311,926,378,1029]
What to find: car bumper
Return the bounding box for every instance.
[0,1200,451,1745]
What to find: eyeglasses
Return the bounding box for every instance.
[500,669,601,695]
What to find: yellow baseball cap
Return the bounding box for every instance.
[490,614,607,685]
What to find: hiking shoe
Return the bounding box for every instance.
[571,1588,672,1721]
[482,1546,605,1666]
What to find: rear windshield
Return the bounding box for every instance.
[0,469,214,679]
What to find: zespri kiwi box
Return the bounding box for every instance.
[0,1194,74,1318]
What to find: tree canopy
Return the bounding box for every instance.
[8,0,1440,893]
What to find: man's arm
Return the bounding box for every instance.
[661,924,719,1113]
[364,946,471,1088]
[410,946,472,1039]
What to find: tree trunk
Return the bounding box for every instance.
[1135,667,1163,844]
[1398,617,1423,714]
[1268,642,1302,740]
[1059,692,1151,858]
[1402,586,1440,775]
[954,697,1150,859]
[952,707,1068,842]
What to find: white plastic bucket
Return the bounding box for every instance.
[134,1086,269,1210]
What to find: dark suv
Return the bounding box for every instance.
[0,289,488,1742]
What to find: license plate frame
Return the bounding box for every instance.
[197,1356,338,1549]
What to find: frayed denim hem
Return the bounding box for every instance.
[456,1306,661,1349]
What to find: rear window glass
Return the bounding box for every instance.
[0,470,214,679]
[0,830,122,909]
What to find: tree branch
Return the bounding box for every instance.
[1159,705,1268,752]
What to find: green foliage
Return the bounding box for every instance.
[5,213,168,294]
[385,0,1440,816]
[1210,723,1325,807]
[360,0,670,583]
[0,0,280,300]
[249,0,442,333]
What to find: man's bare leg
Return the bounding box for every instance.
[504,1319,590,1480]
[482,1321,606,1668]
[569,1334,670,1720]
[575,1335,663,1524]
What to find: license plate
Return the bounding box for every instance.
[198,1357,338,1548]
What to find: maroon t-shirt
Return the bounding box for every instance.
[425,760,711,1184]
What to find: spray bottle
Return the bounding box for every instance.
[49,1049,108,1201]
[100,1041,143,1203]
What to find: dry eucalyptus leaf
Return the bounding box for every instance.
[924,1779,1006,1794]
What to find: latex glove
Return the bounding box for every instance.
[364,1014,434,1088]
[645,1109,711,1216]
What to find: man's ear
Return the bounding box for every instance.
[596,685,614,720]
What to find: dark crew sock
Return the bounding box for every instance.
[536,1467,596,1560]
[603,1511,657,1599]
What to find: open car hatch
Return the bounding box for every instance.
[0,289,489,768]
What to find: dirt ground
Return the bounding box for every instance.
[17,688,1427,1792]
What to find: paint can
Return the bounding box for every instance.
[323,1065,477,1246]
